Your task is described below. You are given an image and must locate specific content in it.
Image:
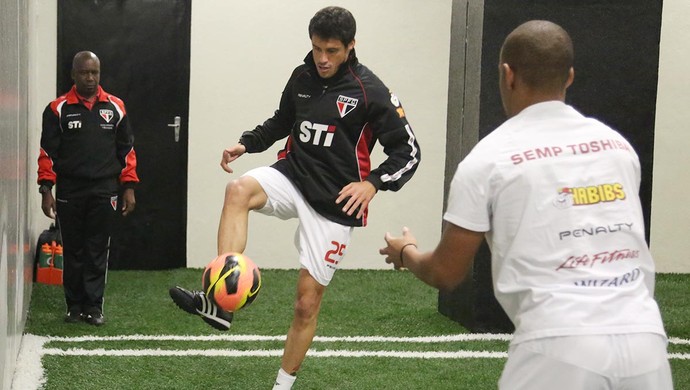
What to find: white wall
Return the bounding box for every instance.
[650,0,690,273]
[187,1,451,268]
[24,1,689,273]
[27,0,57,232]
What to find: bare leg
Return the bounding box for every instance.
[217,176,267,255]
[280,269,326,374]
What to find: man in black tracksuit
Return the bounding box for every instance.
[170,7,419,389]
[38,51,139,326]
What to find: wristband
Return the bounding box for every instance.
[399,243,417,267]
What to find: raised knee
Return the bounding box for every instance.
[224,177,265,210]
[224,179,252,205]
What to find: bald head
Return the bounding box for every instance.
[72,51,100,69]
[71,51,101,98]
[500,20,573,93]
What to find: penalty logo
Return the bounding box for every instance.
[336,95,358,118]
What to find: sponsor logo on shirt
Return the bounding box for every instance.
[511,139,632,165]
[336,95,358,118]
[556,248,640,271]
[388,92,406,118]
[100,109,114,123]
[558,222,633,240]
[299,121,336,147]
[573,267,641,287]
[553,183,626,209]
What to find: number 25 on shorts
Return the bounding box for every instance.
[325,241,346,265]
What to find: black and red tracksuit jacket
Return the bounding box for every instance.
[239,51,421,227]
[37,85,139,196]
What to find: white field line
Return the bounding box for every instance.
[669,337,690,345]
[42,333,513,343]
[11,334,690,390]
[42,348,508,359]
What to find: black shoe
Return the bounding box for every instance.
[84,312,105,326]
[169,286,233,331]
[64,310,82,323]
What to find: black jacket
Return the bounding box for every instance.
[239,52,420,226]
[38,85,139,197]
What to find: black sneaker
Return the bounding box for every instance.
[169,286,233,331]
[84,312,105,326]
[64,310,82,323]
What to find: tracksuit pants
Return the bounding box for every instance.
[56,194,117,315]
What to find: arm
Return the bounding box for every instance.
[40,189,56,220]
[365,89,420,192]
[337,89,421,217]
[223,74,297,174]
[38,104,60,219]
[236,73,297,154]
[114,101,139,216]
[226,106,291,174]
[379,223,484,292]
[220,143,247,174]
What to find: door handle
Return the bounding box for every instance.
[167,116,181,142]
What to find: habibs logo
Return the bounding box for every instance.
[553,183,626,209]
[299,121,336,147]
[336,95,358,118]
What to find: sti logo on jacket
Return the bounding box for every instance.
[299,121,335,147]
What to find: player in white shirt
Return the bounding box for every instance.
[379,20,672,390]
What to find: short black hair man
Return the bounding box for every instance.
[170,6,420,389]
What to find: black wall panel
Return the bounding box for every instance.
[480,0,663,240]
[440,0,662,332]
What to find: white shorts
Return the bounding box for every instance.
[499,333,673,390]
[242,167,353,286]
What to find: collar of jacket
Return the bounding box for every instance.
[65,85,109,105]
[303,49,359,84]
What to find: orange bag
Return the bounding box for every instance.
[34,224,63,285]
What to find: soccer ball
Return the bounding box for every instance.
[202,252,262,312]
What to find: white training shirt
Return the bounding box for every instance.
[444,101,666,345]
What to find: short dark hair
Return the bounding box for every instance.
[500,20,574,92]
[308,6,356,46]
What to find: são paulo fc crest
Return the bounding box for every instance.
[100,109,114,123]
[336,95,358,118]
[110,195,118,211]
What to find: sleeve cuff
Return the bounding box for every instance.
[365,175,383,191]
[121,182,137,190]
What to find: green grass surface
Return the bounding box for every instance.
[24,270,690,389]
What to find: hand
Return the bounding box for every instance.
[121,188,136,216]
[41,192,56,219]
[379,226,417,270]
[220,143,247,174]
[335,181,376,219]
